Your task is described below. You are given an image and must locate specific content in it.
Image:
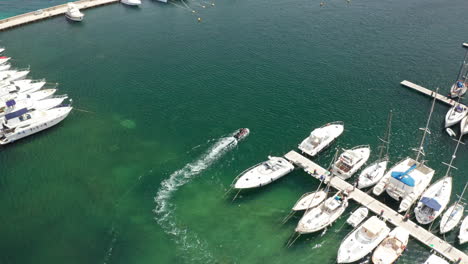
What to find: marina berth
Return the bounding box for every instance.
[445,104,467,127]
[298,121,344,157]
[372,226,409,264]
[346,206,368,228]
[331,145,370,180]
[459,216,468,244]
[423,254,450,264]
[233,156,294,189]
[440,202,464,234]
[337,216,390,263]
[65,3,84,22]
[292,190,328,211]
[0,106,72,145]
[295,192,348,234]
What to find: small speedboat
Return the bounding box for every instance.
[440,202,464,234]
[121,0,141,6]
[423,254,449,264]
[0,64,11,72]
[65,3,84,22]
[372,226,409,264]
[414,177,452,225]
[459,216,468,244]
[0,56,11,65]
[445,104,467,127]
[337,216,390,263]
[295,193,348,234]
[332,145,371,180]
[357,159,388,189]
[292,190,328,211]
[450,80,467,98]
[346,206,368,228]
[233,128,249,141]
[298,121,344,157]
[233,156,294,189]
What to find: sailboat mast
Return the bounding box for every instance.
[443,133,463,177]
[415,88,438,163]
[378,110,393,160]
[455,183,468,206]
[385,110,392,158]
[456,49,468,82]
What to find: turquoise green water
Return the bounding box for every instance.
[0,0,468,263]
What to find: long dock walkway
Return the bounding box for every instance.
[400,80,464,107]
[284,150,468,264]
[0,0,119,31]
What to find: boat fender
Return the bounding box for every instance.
[446,128,456,137]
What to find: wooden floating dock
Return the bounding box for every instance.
[284,150,468,264]
[0,0,119,32]
[400,80,463,107]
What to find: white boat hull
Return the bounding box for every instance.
[372,227,409,264]
[440,203,464,234]
[0,64,11,72]
[346,207,368,228]
[414,177,452,225]
[298,122,344,157]
[233,157,294,189]
[357,160,388,189]
[295,196,348,234]
[460,115,468,135]
[292,190,328,211]
[450,81,467,98]
[332,146,371,180]
[459,216,468,244]
[445,105,467,127]
[121,0,141,5]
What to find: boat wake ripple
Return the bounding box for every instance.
[153,133,238,262]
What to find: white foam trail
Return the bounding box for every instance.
[154,134,238,262]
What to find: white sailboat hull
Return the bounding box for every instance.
[295,196,348,234]
[440,203,464,234]
[459,216,468,244]
[357,160,388,189]
[444,105,467,127]
[423,254,449,264]
[450,81,467,98]
[414,177,452,225]
[460,115,468,135]
[292,190,328,211]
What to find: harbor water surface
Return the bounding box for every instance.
[0,0,468,263]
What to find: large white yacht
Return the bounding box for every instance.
[373,91,437,212]
[298,121,344,157]
[0,96,67,118]
[372,226,409,264]
[0,79,46,97]
[423,254,449,264]
[414,177,452,225]
[233,156,294,189]
[295,193,348,234]
[337,216,390,263]
[331,145,370,180]
[0,106,73,145]
[65,3,84,21]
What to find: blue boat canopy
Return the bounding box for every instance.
[5,108,28,120]
[421,197,442,211]
[5,99,15,107]
[457,81,464,88]
[390,164,417,187]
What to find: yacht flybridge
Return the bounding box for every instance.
[331,145,370,180]
[373,89,438,212]
[233,156,294,189]
[298,121,344,157]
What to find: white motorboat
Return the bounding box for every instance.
[414,177,452,225]
[440,202,464,234]
[460,115,468,135]
[346,206,368,228]
[295,193,348,234]
[0,56,10,65]
[0,48,4,53]
[0,70,29,83]
[0,79,46,97]
[292,190,328,211]
[298,121,344,157]
[372,226,409,264]
[0,106,72,145]
[331,145,370,180]
[0,89,56,104]
[373,92,437,212]
[459,216,468,244]
[233,156,294,189]
[358,112,392,189]
[450,80,467,98]
[337,216,390,263]
[65,3,84,22]
[445,104,467,127]
[0,95,67,119]
[0,64,11,72]
[423,254,449,264]
[121,0,141,6]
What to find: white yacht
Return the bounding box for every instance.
[414,177,452,225]
[0,56,10,65]
[440,202,464,234]
[423,254,449,264]
[0,48,4,53]
[0,106,72,145]
[0,96,67,119]
[450,80,467,98]
[337,216,390,263]
[0,89,56,103]
[331,145,370,180]
[0,64,11,72]
[346,206,368,228]
[233,156,294,189]
[445,104,467,127]
[121,0,141,6]
[372,226,409,264]
[459,216,468,244]
[292,190,328,211]
[295,193,348,234]
[298,121,344,157]
[373,92,437,212]
[0,70,29,83]
[0,79,46,97]
[65,3,84,22]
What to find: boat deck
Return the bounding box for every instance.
[0,0,119,31]
[284,150,468,264]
